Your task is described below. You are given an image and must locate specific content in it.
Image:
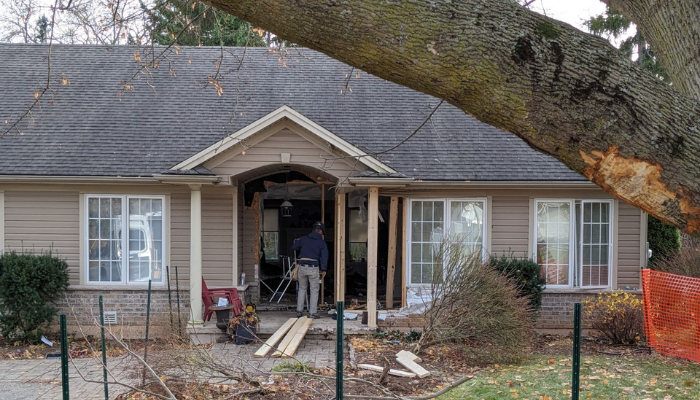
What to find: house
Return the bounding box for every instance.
[0,44,647,332]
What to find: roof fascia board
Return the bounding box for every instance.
[349,177,596,189]
[172,105,395,174]
[0,176,162,184]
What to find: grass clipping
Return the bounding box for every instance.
[415,242,534,364]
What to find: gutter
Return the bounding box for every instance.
[0,174,221,185]
[348,176,596,189]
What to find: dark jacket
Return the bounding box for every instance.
[292,232,329,271]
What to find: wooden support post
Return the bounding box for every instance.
[335,192,346,302]
[321,184,325,224]
[367,187,379,328]
[386,197,399,309]
[401,198,408,308]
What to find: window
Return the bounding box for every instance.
[348,209,368,262]
[262,208,279,261]
[534,199,613,288]
[408,199,486,285]
[86,195,165,284]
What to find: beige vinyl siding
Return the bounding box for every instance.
[202,190,233,286]
[212,129,360,179]
[4,191,80,283]
[617,201,642,288]
[170,192,191,286]
[491,196,529,256]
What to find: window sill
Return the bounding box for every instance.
[543,287,641,294]
[70,284,169,291]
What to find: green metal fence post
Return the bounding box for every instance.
[166,265,174,332]
[143,279,152,385]
[99,296,108,400]
[336,301,344,400]
[175,265,183,338]
[60,314,70,400]
[572,302,582,400]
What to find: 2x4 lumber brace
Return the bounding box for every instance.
[367,187,379,328]
[281,317,314,358]
[386,196,399,309]
[254,318,296,358]
[271,317,307,358]
[396,355,430,378]
[335,192,346,302]
[358,364,416,378]
[401,198,408,308]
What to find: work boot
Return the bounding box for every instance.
[296,312,303,318]
[309,314,321,319]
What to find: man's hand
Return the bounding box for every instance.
[320,272,326,279]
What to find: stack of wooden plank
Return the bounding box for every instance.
[358,350,430,378]
[254,317,313,359]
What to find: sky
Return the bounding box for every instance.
[533,0,608,30]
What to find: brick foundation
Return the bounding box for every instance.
[57,288,191,338]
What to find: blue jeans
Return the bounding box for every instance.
[297,265,320,315]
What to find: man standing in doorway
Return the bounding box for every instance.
[293,221,328,319]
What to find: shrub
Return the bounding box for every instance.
[488,252,546,310]
[415,243,533,363]
[0,250,70,343]
[652,236,700,278]
[648,216,681,267]
[582,290,644,345]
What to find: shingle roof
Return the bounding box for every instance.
[0,44,585,181]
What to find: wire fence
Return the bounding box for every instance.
[642,269,700,363]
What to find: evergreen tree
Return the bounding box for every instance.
[144,0,266,47]
[34,14,48,44]
[585,7,667,81]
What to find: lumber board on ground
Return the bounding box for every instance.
[396,350,422,363]
[396,355,430,378]
[358,364,416,378]
[280,317,314,358]
[271,317,307,358]
[254,318,297,358]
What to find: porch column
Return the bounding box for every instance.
[386,197,399,309]
[367,187,379,328]
[189,184,203,325]
[335,192,346,302]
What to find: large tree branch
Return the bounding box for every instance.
[604,0,700,100]
[210,0,700,235]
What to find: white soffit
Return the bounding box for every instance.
[171,105,395,174]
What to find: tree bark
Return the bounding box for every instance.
[210,0,700,235]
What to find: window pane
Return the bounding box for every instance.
[536,202,571,286]
[450,201,484,255]
[264,209,279,232]
[581,201,611,287]
[263,231,279,260]
[88,197,122,283]
[409,200,445,284]
[127,198,163,283]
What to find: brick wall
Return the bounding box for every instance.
[57,289,191,338]
[535,292,598,330]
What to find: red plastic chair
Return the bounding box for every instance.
[202,277,243,321]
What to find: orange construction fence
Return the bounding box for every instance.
[642,269,700,363]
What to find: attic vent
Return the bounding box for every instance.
[103,311,117,325]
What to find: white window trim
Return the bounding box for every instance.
[533,198,614,289]
[406,198,488,287]
[84,194,166,286]
[578,199,614,289]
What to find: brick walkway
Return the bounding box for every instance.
[0,337,340,399]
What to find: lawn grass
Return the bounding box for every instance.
[440,354,700,400]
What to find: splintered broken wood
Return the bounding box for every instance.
[396,355,430,378]
[396,350,422,363]
[271,317,308,358]
[254,318,297,358]
[358,364,416,378]
[281,317,314,358]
